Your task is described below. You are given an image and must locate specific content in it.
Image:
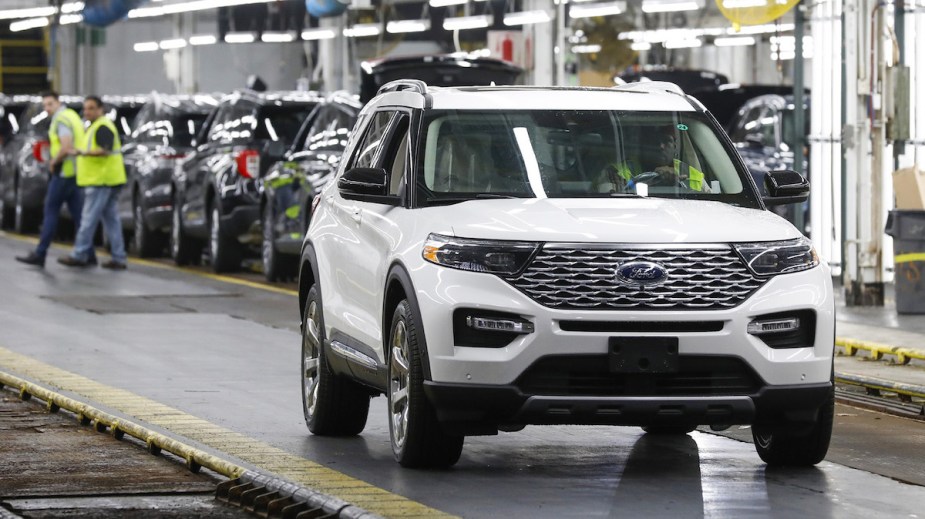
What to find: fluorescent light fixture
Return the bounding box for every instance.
[572,44,602,53]
[642,0,700,13]
[10,17,49,32]
[0,7,55,20]
[664,38,702,48]
[133,41,160,52]
[443,14,491,30]
[713,36,756,46]
[631,41,652,51]
[301,28,337,40]
[429,0,467,6]
[386,19,431,33]
[261,31,295,42]
[569,1,626,18]
[343,24,381,37]
[732,23,794,34]
[722,0,767,7]
[504,10,552,26]
[225,32,256,43]
[130,0,276,18]
[159,38,187,49]
[189,34,217,45]
[60,14,83,24]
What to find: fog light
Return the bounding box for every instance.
[747,317,800,335]
[466,316,535,334]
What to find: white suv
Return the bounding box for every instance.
[298,81,834,468]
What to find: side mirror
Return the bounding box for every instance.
[744,133,765,148]
[32,140,50,163]
[338,167,388,197]
[763,169,809,206]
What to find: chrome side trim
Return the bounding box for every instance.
[330,340,379,370]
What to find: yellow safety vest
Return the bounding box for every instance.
[48,108,84,178]
[77,116,126,187]
[612,159,705,191]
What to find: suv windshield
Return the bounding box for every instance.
[256,105,314,146]
[418,109,760,208]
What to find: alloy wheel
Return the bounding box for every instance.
[389,320,411,451]
[170,204,181,258]
[134,203,144,252]
[210,206,220,261]
[262,206,274,275]
[302,301,321,419]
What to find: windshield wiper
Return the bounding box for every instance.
[424,194,526,205]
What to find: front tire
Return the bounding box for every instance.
[301,285,370,435]
[14,183,38,234]
[752,385,834,466]
[262,202,293,282]
[133,200,165,258]
[388,300,464,468]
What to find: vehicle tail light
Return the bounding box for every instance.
[310,194,322,219]
[236,149,260,179]
[32,140,50,163]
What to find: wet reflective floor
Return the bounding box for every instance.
[1,234,924,518]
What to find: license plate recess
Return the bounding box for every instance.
[608,337,679,374]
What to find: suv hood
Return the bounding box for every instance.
[432,198,799,244]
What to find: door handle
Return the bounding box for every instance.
[350,206,362,224]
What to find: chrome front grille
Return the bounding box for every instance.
[505,245,766,310]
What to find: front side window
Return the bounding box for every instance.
[349,111,394,170]
[417,109,760,208]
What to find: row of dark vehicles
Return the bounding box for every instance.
[0,54,525,280]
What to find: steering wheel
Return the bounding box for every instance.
[631,170,689,190]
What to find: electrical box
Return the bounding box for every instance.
[888,66,910,141]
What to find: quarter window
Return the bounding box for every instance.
[350,111,393,170]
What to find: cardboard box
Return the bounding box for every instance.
[893,165,925,210]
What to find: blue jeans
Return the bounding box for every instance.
[71,185,126,264]
[36,174,91,260]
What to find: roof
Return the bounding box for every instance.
[225,89,323,106]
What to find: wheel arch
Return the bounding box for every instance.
[384,262,432,380]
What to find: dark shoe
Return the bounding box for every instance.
[58,256,92,267]
[15,252,45,267]
[101,260,127,270]
[88,256,98,266]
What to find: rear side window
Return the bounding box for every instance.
[169,113,208,147]
[304,106,357,153]
[256,105,314,146]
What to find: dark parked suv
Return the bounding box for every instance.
[118,94,218,256]
[260,91,361,281]
[171,90,320,271]
[0,95,83,233]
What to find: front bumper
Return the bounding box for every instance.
[424,380,832,434]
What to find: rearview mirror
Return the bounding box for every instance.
[763,169,809,206]
[338,167,388,197]
[744,133,765,148]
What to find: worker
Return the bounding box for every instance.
[15,92,95,267]
[604,124,708,193]
[58,96,127,270]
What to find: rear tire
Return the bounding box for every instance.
[388,299,464,468]
[209,205,242,273]
[301,285,370,436]
[170,199,200,266]
[133,200,165,258]
[0,197,13,230]
[752,385,834,466]
[14,184,38,234]
[642,425,697,435]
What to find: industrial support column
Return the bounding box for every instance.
[320,16,346,92]
[793,1,806,234]
[529,0,555,86]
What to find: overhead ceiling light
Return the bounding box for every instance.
[10,17,49,32]
[713,36,756,46]
[60,14,83,24]
[503,10,552,26]
[572,44,602,53]
[664,38,702,49]
[631,41,652,51]
[721,0,767,7]
[301,28,337,40]
[159,38,187,49]
[225,32,256,43]
[386,19,431,34]
[343,24,381,38]
[189,34,217,45]
[0,7,55,20]
[429,0,467,6]
[443,14,491,31]
[133,41,160,52]
[569,1,626,18]
[129,0,276,19]
[641,0,700,13]
[261,31,295,43]
[731,23,794,34]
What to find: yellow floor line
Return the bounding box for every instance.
[0,345,454,519]
[0,231,298,298]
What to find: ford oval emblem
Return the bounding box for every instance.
[616,261,669,289]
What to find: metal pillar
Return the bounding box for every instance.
[793,1,806,233]
[528,0,555,86]
[319,16,345,92]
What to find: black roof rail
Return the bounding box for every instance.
[377,79,428,97]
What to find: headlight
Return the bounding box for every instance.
[734,237,819,276]
[422,234,540,275]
